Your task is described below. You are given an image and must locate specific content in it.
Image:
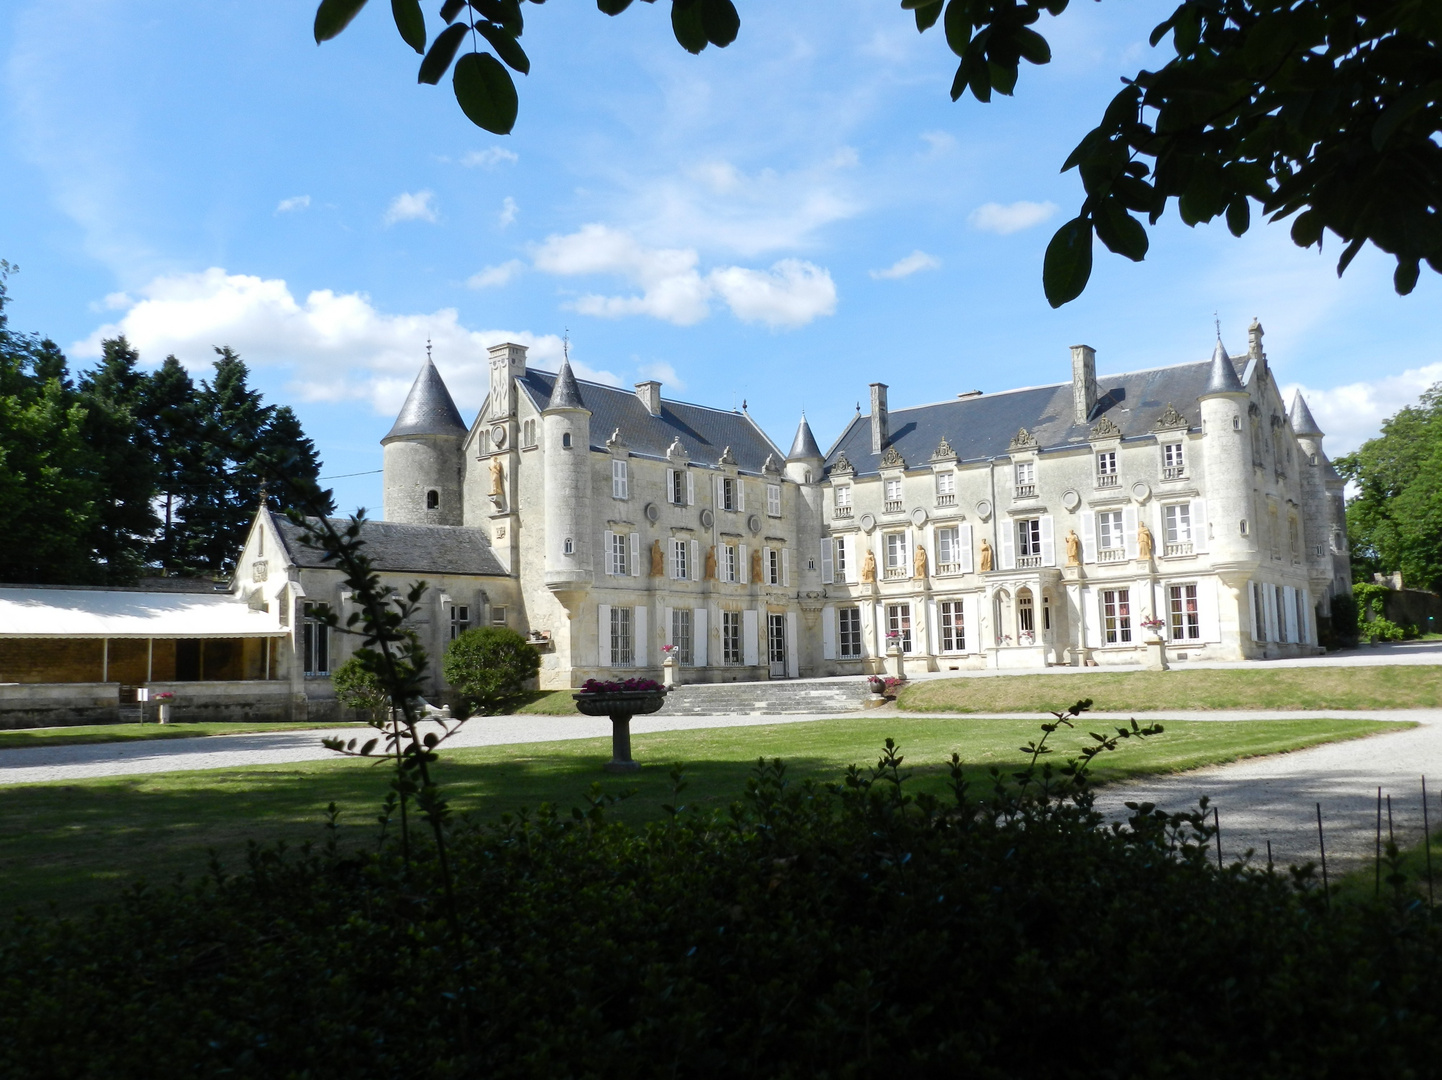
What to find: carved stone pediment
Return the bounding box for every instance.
[605,427,627,451]
[762,453,781,475]
[1089,416,1121,440]
[930,435,957,462]
[716,445,737,466]
[879,445,906,469]
[829,452,855,477]
[1009,427,1038,451]
[667,436,689,463]
[1151,403,1188,431]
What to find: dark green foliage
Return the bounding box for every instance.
[442,625,541,713]
[1337,382,1442,594]
[4,730,1442,1077]
[330,654,391,721]
[138,354,199,571]
[1329,591,1359,646]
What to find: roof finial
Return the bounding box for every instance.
[563,327,570,363]
[1214,311,1221,340]
[426,337,432,363]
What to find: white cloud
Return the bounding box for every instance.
[384,190,438,225]
[870,250,941,280]
[467,259,525,289]
[969,200,1059,235]
[460,147,518,168]
[920,131,957,155]
[1284,363,1442,456]
[71,267,622,417]
[498,196,518,228]
[532,224,836,329]
[275,195,311,214]
[638,360,685,391]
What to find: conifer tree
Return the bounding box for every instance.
[140,354,200,573]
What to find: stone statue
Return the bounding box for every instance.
[914,544,927,579]
[1064,529,1081,567]
[751,547,764,583]
[1137,521,1154,559]
[704,545,717,581]
[978,537,993,573]
[488,456,504,497]
[860,548,877,584]
[650,539,665,577]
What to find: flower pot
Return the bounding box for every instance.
[157,703,171,723]
[573,688,668,772]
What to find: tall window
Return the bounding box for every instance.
[833,536,848,581]
[671,609,694,666]
[721,476,738,510]
[1018,593,1035,634]
[522,419,536,447]
[885,532,908,575]
[670,538,689,580]
[561,432,572,449]
[1017,518,1042,558]
[610,607,633,666]
[884,477,902,510]
[766,483,781,517]
[838,607,863,659]
[1251,582,1267,642]
[302,602,329,676]
[448,604,470,641]
[1163,442,1185,476]
[939,601,965,652]
[426,489,439,510]
[1097,510,1123,551]
[1015,461,1035,485]
[834,485,852,516]
[609,532,629,576]
[886,604,913,653]
[671,469,687,505]
[1289,518,1300,558]
[1101,589,1132,644]
[611,459,629,499]
[1275,584,1289,643]
[722,543,738,583]
[935,471,955,504]
[1168,584,1200,640]
[1096,450,1116,476]
[722,611,742,664]
[936,526,960,571]
[1164,503,1192,545]
[767,547,782,586]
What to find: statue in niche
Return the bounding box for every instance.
[914,544,927,579]
[489,456,505,497]
[1064,529,1082,567]
[978,537,994,573]
[751,547,764,584]
[704,545,717,581]
[1137,521,1155,559]
[650,539,665,577]
[860,548,877,584]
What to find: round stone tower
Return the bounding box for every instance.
[381,357,468,526]
[541,357,593,610]
[1198,336,1256,567]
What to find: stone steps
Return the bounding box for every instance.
[659,679,870,716]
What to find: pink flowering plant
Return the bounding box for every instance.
[1140,616,1166,634]
[152,691,175,702]
[579,678,666,694]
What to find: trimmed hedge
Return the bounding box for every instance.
[2,745,1439,1078]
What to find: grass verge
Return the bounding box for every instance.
[897,664,1442,713]
[510,689,579,715]
[0,721,366,751]
[0,715,1401,911]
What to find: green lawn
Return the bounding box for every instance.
[511,689,581,715]
[0,720,366,751]
[897,664,1442,713]
[0,715,1403,911]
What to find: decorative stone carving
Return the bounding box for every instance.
[1064,530,1081,567]
[667,437,689,463]
[978,537,994,572]
[1089,416,1121,440]
[650,539,665,577]
[830,452,854,476]
[1137,521,1154,559]
[762,453,781,475]
[975,499,993,521]
[751,547,764,583]
[914,544,927,579]
[717,445,737,466]
[1009,427,1038,450]
[1061,489,1081,512]
[699,508,714,529]
[879,445,906,469]
[605,427,626,450]
[860,548,877,584]
[930,435,956,462]
[1152,403,1188,430]
[489,457,505,497]
[704,545,717,581]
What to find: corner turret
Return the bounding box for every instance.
[381,356,468,525]
[541,357,593,611]
[1198,332,1257,584]
[785,413,822,485]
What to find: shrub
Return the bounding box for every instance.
[1329,592,1359,645]
[330,654,389,721]
[442,626,540,713]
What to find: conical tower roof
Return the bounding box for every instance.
[384,358,468,441]
[546,358,586,411]
[1289,391,1323,437]
[1202,337,1245,395]
[787,414,822,460]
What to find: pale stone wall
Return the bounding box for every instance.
[382,436,463,526]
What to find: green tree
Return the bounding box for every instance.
[139,354,200,573]
[1335,382,1442,594]
[331,653,391,721]
[442,626,541,714]
[317,0,1441,306]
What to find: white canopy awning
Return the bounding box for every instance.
[0,588,287,639]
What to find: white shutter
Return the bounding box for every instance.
[1268,586,1280,642]
[763,546,772,584]
[1000,522,1015,570]
[598,604,612,667]
[686,470,694,506]
[927,598,940,655]
[716,476,725,507]
[690,539,699,581]
[634,606,648,667]
[1192,498,1209,553]
[603,531,615,575]
[737,481,745,512]
[694,608,708,667]
[1040,514,1056,567]
[960,524,973,573]
[1196,577,1219,642]
[844,536,856,583]
[1283,586,1297,643]
[860,601,875,657]
[1123,505,1139,560]
[1301,589,1312,644]
[742,609,759,666]
[822,605,836,660]
[666,468,676,503]
[629,532,640,577]
[785,612,799,678]
[1081,512,1096,563]
[663,607,674,647]
[782,547,790,586]
[739,544,748,583]
[821,538,834,584]
[1085,589,1103,649]
[1249,581,1261,641]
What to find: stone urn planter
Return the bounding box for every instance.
[1140,620,1169,671]
[573,678,668,773]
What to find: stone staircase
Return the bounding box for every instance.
[659,677,870,717]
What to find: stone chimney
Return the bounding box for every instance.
[870,382,889,453]
[1070,344,1097,424]
[635,380,662,417]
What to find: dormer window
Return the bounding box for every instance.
[426,490,439,510]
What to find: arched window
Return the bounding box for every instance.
[562,432,572,449]
[426,490,439,510]
[563,537,574,555]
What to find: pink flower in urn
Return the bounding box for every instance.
[153,692,175,702]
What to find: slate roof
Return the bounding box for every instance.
[1202,338,1246,395]
[547,359,585,410]
[788,416,823,461]
[384,360,468,441]
[517,370,784,474]
[824,356,1247,477]
[1289,391,1324,437]
[274,515,506,576]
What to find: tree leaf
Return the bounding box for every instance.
[597,0,634,13]
[391,0,426,53]
[914,1,942,34]
[1225,197,1250,238]
[361,738,379,756]
[314,0,369,43]
[1093,201,1148,261]
[453,50,519,133]
[701,0,739,47]
[671,0,708,54]
[1394,257,1420,295]
[476,22,530,74]
[943,0,970,58]
[471,0,523,34]
[418,22,468,84]
[440,0,466,22]
[1043,216,1094,308]
[1016,27,1051,66]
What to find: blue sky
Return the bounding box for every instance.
[3,0,1439,514]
